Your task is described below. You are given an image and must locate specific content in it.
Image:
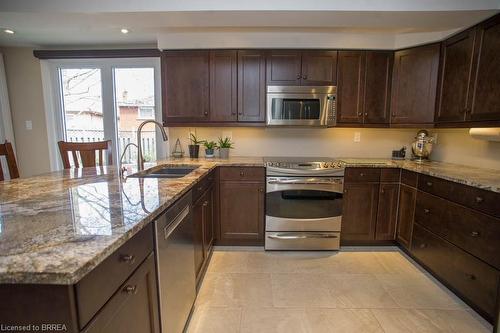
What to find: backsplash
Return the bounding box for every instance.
[167,127,500,170]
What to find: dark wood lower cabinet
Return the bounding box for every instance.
[396,184,417,249]
[193,194,205,277]
[83,254,160,333]
[219,180,265,245]
[375,183,399,240]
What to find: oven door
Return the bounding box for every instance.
[267,94,327,126]
[265,177,343,232]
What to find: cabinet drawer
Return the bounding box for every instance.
[83,254,160,333]
[401,169,418,187]
[219,166,265,182]
[418,174,500,217]
[380,168,400,183]
[193,170,215,202]
[415,190,500,270]
[344,168,380,183]
[411,224,499,320]
[76,223,154,329]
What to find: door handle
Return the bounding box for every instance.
[268,233,338,240]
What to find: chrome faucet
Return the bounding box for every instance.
[137,120,168,171]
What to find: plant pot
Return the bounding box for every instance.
[188,145,200,158]
[205,148,215,158]
[219,148,230,159]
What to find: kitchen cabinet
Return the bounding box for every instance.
[436,29,476,123]
[391,44,440,126]
[469,14,500,123]
[162,51,210,124]
[218,167,265,245]
[209,50,237,122]
[193,194,205,277]
[337,51,392,126]
[396,183,417,249]
[237,50,266,122]
[266,50,337,86]
[375,183,399,240]
[83,254,160,333]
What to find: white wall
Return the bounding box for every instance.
[168,127,500,170]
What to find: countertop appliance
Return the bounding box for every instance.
[266,86,336,127]
[411,129,435,162]
[265,157,344,250]
[154,191,196,333]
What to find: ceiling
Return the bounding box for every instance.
[0,0,499,49]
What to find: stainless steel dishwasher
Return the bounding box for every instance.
[154,191,196,333]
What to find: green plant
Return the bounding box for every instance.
[203,141,217,150]
[189,132,205,145]
[217,136,234,149]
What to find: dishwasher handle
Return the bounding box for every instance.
[164,205,190,240]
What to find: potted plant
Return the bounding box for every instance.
[204,141,217,158]
[188,132,204,158]
[217,136,234,159]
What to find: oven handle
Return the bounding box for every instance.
[268,233,338,240]
[267,179,342,185]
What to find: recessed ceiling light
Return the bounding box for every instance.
[120,28,129,34]
[4,29,14,34]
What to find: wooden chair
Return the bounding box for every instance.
[58,140,113,169]
[0,141,20,181]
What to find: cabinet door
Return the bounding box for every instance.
[391,44,440,125]
[219,181,265,245]
[162,51,210,124]
[301,51,338,86]
[436,29,476,123]
[202,186,214,257]
[341,183,379,242]
[396,184,417,249]
[210,50,237,122]
[193,196,205,277]
[84,254,160,333]
[337,51,365,124]
[238,50,266,122]
[470,15,500,122]
[364,51,393,124]
[266,51,302,85]
[375,183,399,240]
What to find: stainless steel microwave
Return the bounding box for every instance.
[266,86,336,127]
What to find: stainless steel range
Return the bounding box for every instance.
[264,157,344,250]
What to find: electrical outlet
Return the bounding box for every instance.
[354,131,361,143]
[222,131,232,140]
[25,120,33,130]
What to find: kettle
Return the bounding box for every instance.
[411,130,435,162]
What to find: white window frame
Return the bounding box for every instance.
[41,57,164,171]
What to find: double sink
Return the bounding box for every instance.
[129,165,200,179]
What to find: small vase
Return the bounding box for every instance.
[219,148,230,159]
[205,148,214,158]
[188,145,199,158]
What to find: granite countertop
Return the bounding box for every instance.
[0,156,498,285]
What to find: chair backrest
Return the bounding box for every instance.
[58,140,113,169]
[0,141,20,181]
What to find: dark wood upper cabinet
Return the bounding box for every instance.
[391,44,440,125]
[266,51,302,85]
[341,182,379,243]
[337,51,365,124]
[301,51,337,85]
[237,50,266,122]
[162,51,210,124]
[396,183,417,249]
[470,14,500,122]
[209,50,237,122]
[375,183,399,240]
[436,29,476,123]
[364,51,393,124]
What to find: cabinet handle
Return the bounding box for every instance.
[357,112,362,116]
[120,254,136,264]
[426,181,433,187]
[303,75,308,80]
[203,201,209,207]
[258,188,264,193]
[475,196,484,203]
[423,208,430,214]
[238,112,243,115]
[296,74,301,79]
[123,285,137,294]
[204,111,209,116]
[240,171,244,176]
[359,173,365,177]
[470,231,480,237]
[419,243,427,249]
[364,113,368,116]
[344,189,348,193]
[381,189,385,194]
[465,273,476,281]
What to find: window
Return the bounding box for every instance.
[43,58,163,170]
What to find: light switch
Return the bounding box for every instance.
[25,120,33,130]
[354,131,361,142]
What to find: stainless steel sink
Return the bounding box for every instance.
[129,165,200,179]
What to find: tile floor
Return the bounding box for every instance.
[187,247,493,333]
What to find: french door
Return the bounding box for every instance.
[47,58,163,169]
